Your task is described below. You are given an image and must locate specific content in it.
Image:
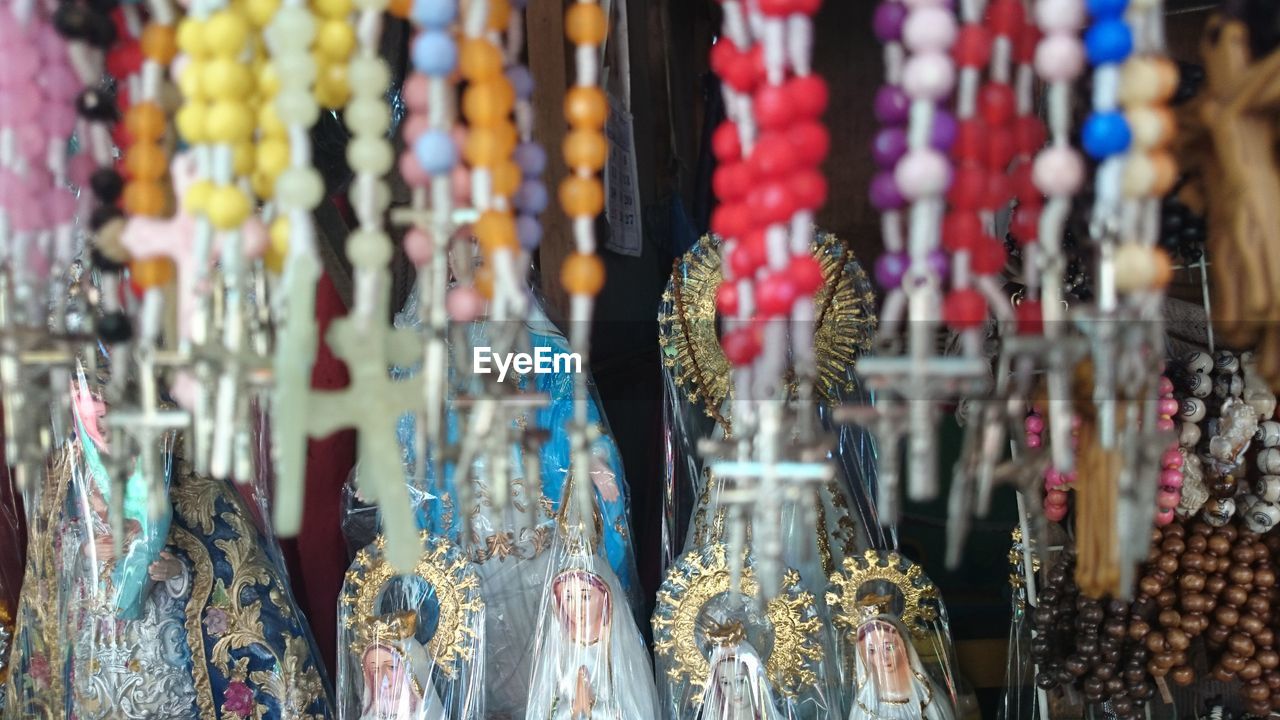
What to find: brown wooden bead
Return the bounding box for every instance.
[1222,525,1239,542]
[1267,669,1280,688]
[1261,649,1280,670]
[1181,614,1202,635]
[1170,665,1195,685]
[1216,605,1241,627]
[1181,593,1211,613]
[1188,534,1208,551]
[1206,575,1228,596]
[1247,700,1272,717]
[1256,627,1274,647]
[1255,567,1276,588]
[1208,624,1232,645]
[1231,633,1258,657]
[1247,594,1271,616]
[1234,543,1258,564]
[1167,628,1191,652]
[1242,659,1264,681]
[1138,575,1162,597]
[1221,652,1248,673]
[1181,551,1206,571]
[1209,534,1231,555]
[1162,537,1186,555]
[1158,609,1181,627]
[1247,679,1272,701]
[1129,619,1151,640]
[1165,522,1186,538]
[1213,666,1235,682]
[1157,588,1177,608]
[1240,613,1266,635]
[1145,632,1169,654]
[1231,565,1256,586]
[1192,520,1213,536]
[1156,554,1178,574]
[1225,585,1250,607]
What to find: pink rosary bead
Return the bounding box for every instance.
[1153,374,1183,524]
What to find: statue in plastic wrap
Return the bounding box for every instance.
[525,515,657,720]
[353,286,641,719]
[846,614,952,720]
[696,625,783,720]
[657,231,883,588]
[338,532,484,720]
[4,369,333,719]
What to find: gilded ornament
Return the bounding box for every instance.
[826,549,940,644]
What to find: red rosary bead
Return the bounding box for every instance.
[739,229,769,270]
[953,119,988,163]
[752,180,798,224]
[789,168,828,210]
[107,42,144,80]
[788,121,830,166]
[713,162,751,202]
[756,272,798,317]
[712,202,751,239]
[953,25,993,67]
[1015,23,1041,64]
[722,328,762,366]
[978,83,1015,127]
[985,0,1025,37]
[942,210,987,252]
[1015,299,1044,335]
[1010,202,1042,245]
[749,132,799,179]
[789,254,824,294]
[985,131,1016,172]
[1014,116,1047,155]
[712,122,742,162]
[971,239,1008,275]
[788,74,829,119]
[716,281,740,315]
[1010,161,1040,204]
[984,170,1011,210]
[753,83,795,130]
[943,288,988,329]
[947,165,987,210]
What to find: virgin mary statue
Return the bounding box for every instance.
[525,513,657,720]
[847,614,953,720]
[696,624,783,720]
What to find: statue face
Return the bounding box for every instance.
[361,645,419,718]
[553,571,610,645]
[714,656,752,711]
[857,622,912,703]
[71,379,109,450]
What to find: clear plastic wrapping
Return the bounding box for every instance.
[525,518,658,718]
[337,532,485,720]
[653,543,839,720]
[825,550,960,720]
[6,361,334,719]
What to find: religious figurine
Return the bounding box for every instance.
[338,533,484,720]
[382,286,642,718]
[653,543,836,720]
[658,232,883,583]
[697,623,783,720]
[6,362,333,719]
[846,611,954,720]
[525,516,658,720]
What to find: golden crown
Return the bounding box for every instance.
[705,620,747,648]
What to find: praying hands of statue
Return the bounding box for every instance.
[572,665,595,718]
[589,452,619,503]
[147,551,184,581]
[91,517,141,563]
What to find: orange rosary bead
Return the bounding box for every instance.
[559,175,604,217]
[459,39,503,82]
[130,258,176,288]
[387,0,411,19]
[564,129,607,172]
[463,81,515,127]
[474,210,517,253]
[125,143,168,181]
[487,0,511,31]
[561,252,605,296]
[122,181,169,216]
[564,86,607,130]
[474,267,495,299]
[125,102,167,143]
[491,160,521,197]
[464,124,518,167]
[566,3,608,46]
[140,23,178,64]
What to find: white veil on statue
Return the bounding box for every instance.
[525,512,658,720]
[847,614,953,720]
[696,627,784,720]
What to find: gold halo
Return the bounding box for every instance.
[341,533,483,678]
[825,549,940,643]
[658,231,877,433]
[651,543,824,701]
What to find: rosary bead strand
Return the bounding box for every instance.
[869,0,910,334]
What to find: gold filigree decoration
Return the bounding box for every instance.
[826,549,940,644]
[652,544,823,701]
[658,231,877,435]
[341,533,483,679]
[171,526,218,719]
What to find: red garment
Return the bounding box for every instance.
[277,271,356,677]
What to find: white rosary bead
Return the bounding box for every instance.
[346,228,393,268]
[276,168,326,208]
[276,89,321,126]
[344,97,390,135]
[348,57,389,93]
[346,136,394,174]
[1256,476,1280,503]
[266,8,316,52]
[1185,351,1214,375]
[274,55,318,87]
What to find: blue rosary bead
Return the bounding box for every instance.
[514,180,549,214]
[411,0,457,28]
[413,130,458,175]
[1085,19,1133,65]
[411,31,457,76]
[517,215,543,250]
[1085,0,1128,20]
[1082,111,1131,159]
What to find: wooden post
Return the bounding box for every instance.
[527,0,573,316]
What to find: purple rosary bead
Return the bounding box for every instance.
[926,249,950,279]
[873,2,907,42]
[931,108,957,151]
[514,142,547,176]
[869,171,906,211]
[872,127,908,168]
[874,85,910,125]
[517,215,543,250]
[875,251,909,289]
[507,64,534,100]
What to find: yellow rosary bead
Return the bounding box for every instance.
[130,258,176,289]
[459,39,503,82]
[256,139,290,178]
[311,0,352,18]
[185,180,214,212]
[566,3,608,46]
[178,63,204,100]
[205,101,255,143]
[252,171,276,200]
[561,252,605,296]
[475,210,517,253]
[207,186,253,229]
[175,102,210,143]
[202,58,254,101]
[205,11,249,56]
[265,216,289,273]
[245,0,280,27]
[316,19,356,61]
[564,129,607,172]
[258,102,287,137]
[233,142,256,175]
[462,81,515,127]
[314,60,351,109]
[257,63,281,99]
[559,175,604,216]
[176,18,207,57]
